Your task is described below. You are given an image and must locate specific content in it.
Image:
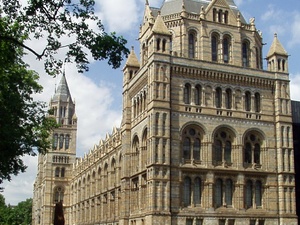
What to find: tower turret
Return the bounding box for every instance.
[266,33,289,73]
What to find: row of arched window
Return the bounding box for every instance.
[183,83,261,113]
[182,126,263,166]
[53,133,70,150]
[183,176,263,209]
[52,155,70,164]
[213,8,229,24]
[187,30,262,68]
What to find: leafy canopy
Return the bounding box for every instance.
[0,16,58,184]
[0,0,129,184]
[0,0,130,75]
[0,194,32,225]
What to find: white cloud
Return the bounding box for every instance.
[290,12,300,47]
[290,73,300,101]
[2,155,38,206]
[96,0,139,33]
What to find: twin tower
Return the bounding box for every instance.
[33,0,297,225]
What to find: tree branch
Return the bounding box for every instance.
[0,35,46,59]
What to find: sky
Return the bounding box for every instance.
[2,0,300,205]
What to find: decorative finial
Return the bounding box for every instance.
[146,0,149,5]
[274,33,278,38]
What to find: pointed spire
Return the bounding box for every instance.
[267,33,288,58]
[125,46,140,68]
[152,11,171,36]
[52,73,73,103]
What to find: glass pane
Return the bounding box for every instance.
[225,179,232,206]
[254,144,260,164]
[215,140,222,162]
[194,177,201,204]
[184,177,191,206]
[255,181,262,207]
[215,179,223,207]
[225,141,232,163]
[183,138,191,160]
[193,138,201,160]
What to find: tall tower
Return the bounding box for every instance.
[32,73,77,225]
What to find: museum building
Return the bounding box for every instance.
[32,0,299,224]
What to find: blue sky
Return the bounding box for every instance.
[2,0,300,205]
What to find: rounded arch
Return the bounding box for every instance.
[212,125,238,141]
[181,123,206,162]
[243,128,266,165]
[242,128,266,144]
[180,122,207,137]
[212,125,237,166]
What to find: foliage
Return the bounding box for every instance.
[0,194,32,225]
[0,0,129,184]
[0,0,130,75]
[0,17,58,184]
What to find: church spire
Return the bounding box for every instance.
[52,72,73,103]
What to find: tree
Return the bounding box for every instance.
[0,195,33,225]
[0,0,129,184]
[0,16,58,184]
[1,0,129,75]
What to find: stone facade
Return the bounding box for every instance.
[32,0,298,224]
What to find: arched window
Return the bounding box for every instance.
[183,137,191,160]
[194,177,202,205]
[61,167,65,177]
[59,134,64,149]
[215,178,223,208]
[213,8,217,22]
[245,91,251,111]
[254,93,261,112]
[184,83,191,104]
[183,177,191,206]
[188,32,196,58]
[54,186,64,203]
[212,35,218,62]
[245,180,253,208]
[213,129,234,165]
[254,144,260,164]
[256,48,260,69]
[156,38,161,51]
[214,140,222,162]
[244,132,263,165]
[182,126,203,162]
[195,84,202,105]
[193,138,201,161]
[55,167,60,177]
[282,59,286,71]
[215,87,222,108]
[65,135,70,150]
[245,143,252,163]
[225,179,233,206]
[224,141,232,163]
[223,36,230,63]
[225,88,232,109]
[218,10,222,22]
[242,41,250,67]
[162,39,167,52]
[224,11,228,24]
[255,181,262,207]
[53,134,58,150]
